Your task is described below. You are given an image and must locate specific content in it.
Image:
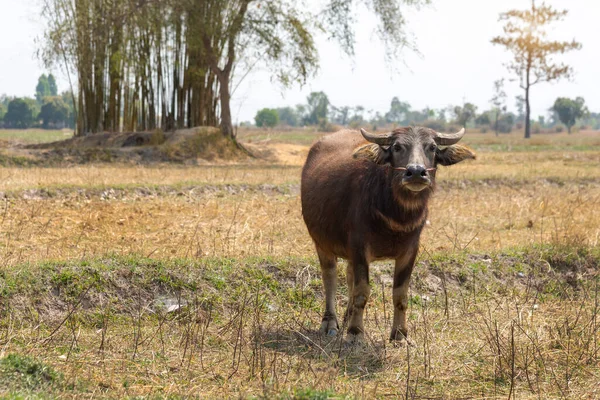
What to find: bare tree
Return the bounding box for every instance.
[490,79,507,137]
[491,0,581,139]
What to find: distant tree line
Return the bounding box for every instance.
[0,74,75,130]
[250,0,591,137]
[253,89,598,134]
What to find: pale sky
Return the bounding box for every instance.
[1,0,598,124]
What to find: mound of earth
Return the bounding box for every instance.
[8,127,247,165]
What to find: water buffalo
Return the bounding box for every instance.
[301,126,475,343]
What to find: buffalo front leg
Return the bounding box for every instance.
[317,247,339,336]
[390,250,418,342]
[346,256,370,342]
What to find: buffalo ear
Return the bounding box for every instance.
[436,145,476,166]
[353,143,391,164]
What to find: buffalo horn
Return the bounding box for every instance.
[433,128,465,146]
[360,128,395,145]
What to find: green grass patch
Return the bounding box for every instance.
[0,354,62,395]
[0,245,596,325]
[0,153,41,167]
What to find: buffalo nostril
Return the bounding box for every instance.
[405,165,428,180]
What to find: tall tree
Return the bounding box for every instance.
[385,97,411,125]
[348,105,366,128]
[436,108,447,122]
[59,91,76,129]
[491,1,582,139]
[552,97,588,134]
[515,95,525,123]
[35,74,51,103]
[41,0,221,135]
[490,79,507,136]
[254,108,279,128]
[39,96,70,128]
[276,107,299,127]
[47,74,58,96]
[4,98,36,129]
[42,0,428,138]
[331,106,351,126]
[475,112,491,126]
[304,92,330,126]
[453,103,478,129]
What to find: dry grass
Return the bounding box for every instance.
[0,149,598,192]
[0,179,599,267]
[0,129,599,398]
[0,165,301,192]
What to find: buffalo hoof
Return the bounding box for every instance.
[345,328,364,346]
[319,319,339,336]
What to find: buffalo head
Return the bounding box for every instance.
[354,126,476,192]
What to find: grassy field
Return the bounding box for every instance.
[0,129,599,398]
[0,129,73,144]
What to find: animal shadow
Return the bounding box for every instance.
[258,327,390,376]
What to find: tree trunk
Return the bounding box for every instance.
[524,86,531,139]
[218,72,234,138]
[568,125,572,134]
[524,57,531,139]
[495,110,499,137]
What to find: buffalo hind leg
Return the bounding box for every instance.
[343,262,354,324]
[346,255,370,343]
[317,247,339,336]
[390,250,418,343]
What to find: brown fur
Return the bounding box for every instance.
[301,127,474,341]
[375,209,428,233]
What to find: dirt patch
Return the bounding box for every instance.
[0,127,312,166]
[0,183,300,201]
[24,130,166,150]
[245,142,309,165]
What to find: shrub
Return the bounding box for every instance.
[149,129,166,145]
[4,98,37,129]
[497,114,515,133]
[317,118,337,132]
[255,108,279,128]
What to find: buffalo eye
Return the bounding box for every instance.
[428,144,437,152]
[393,143,403,152]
